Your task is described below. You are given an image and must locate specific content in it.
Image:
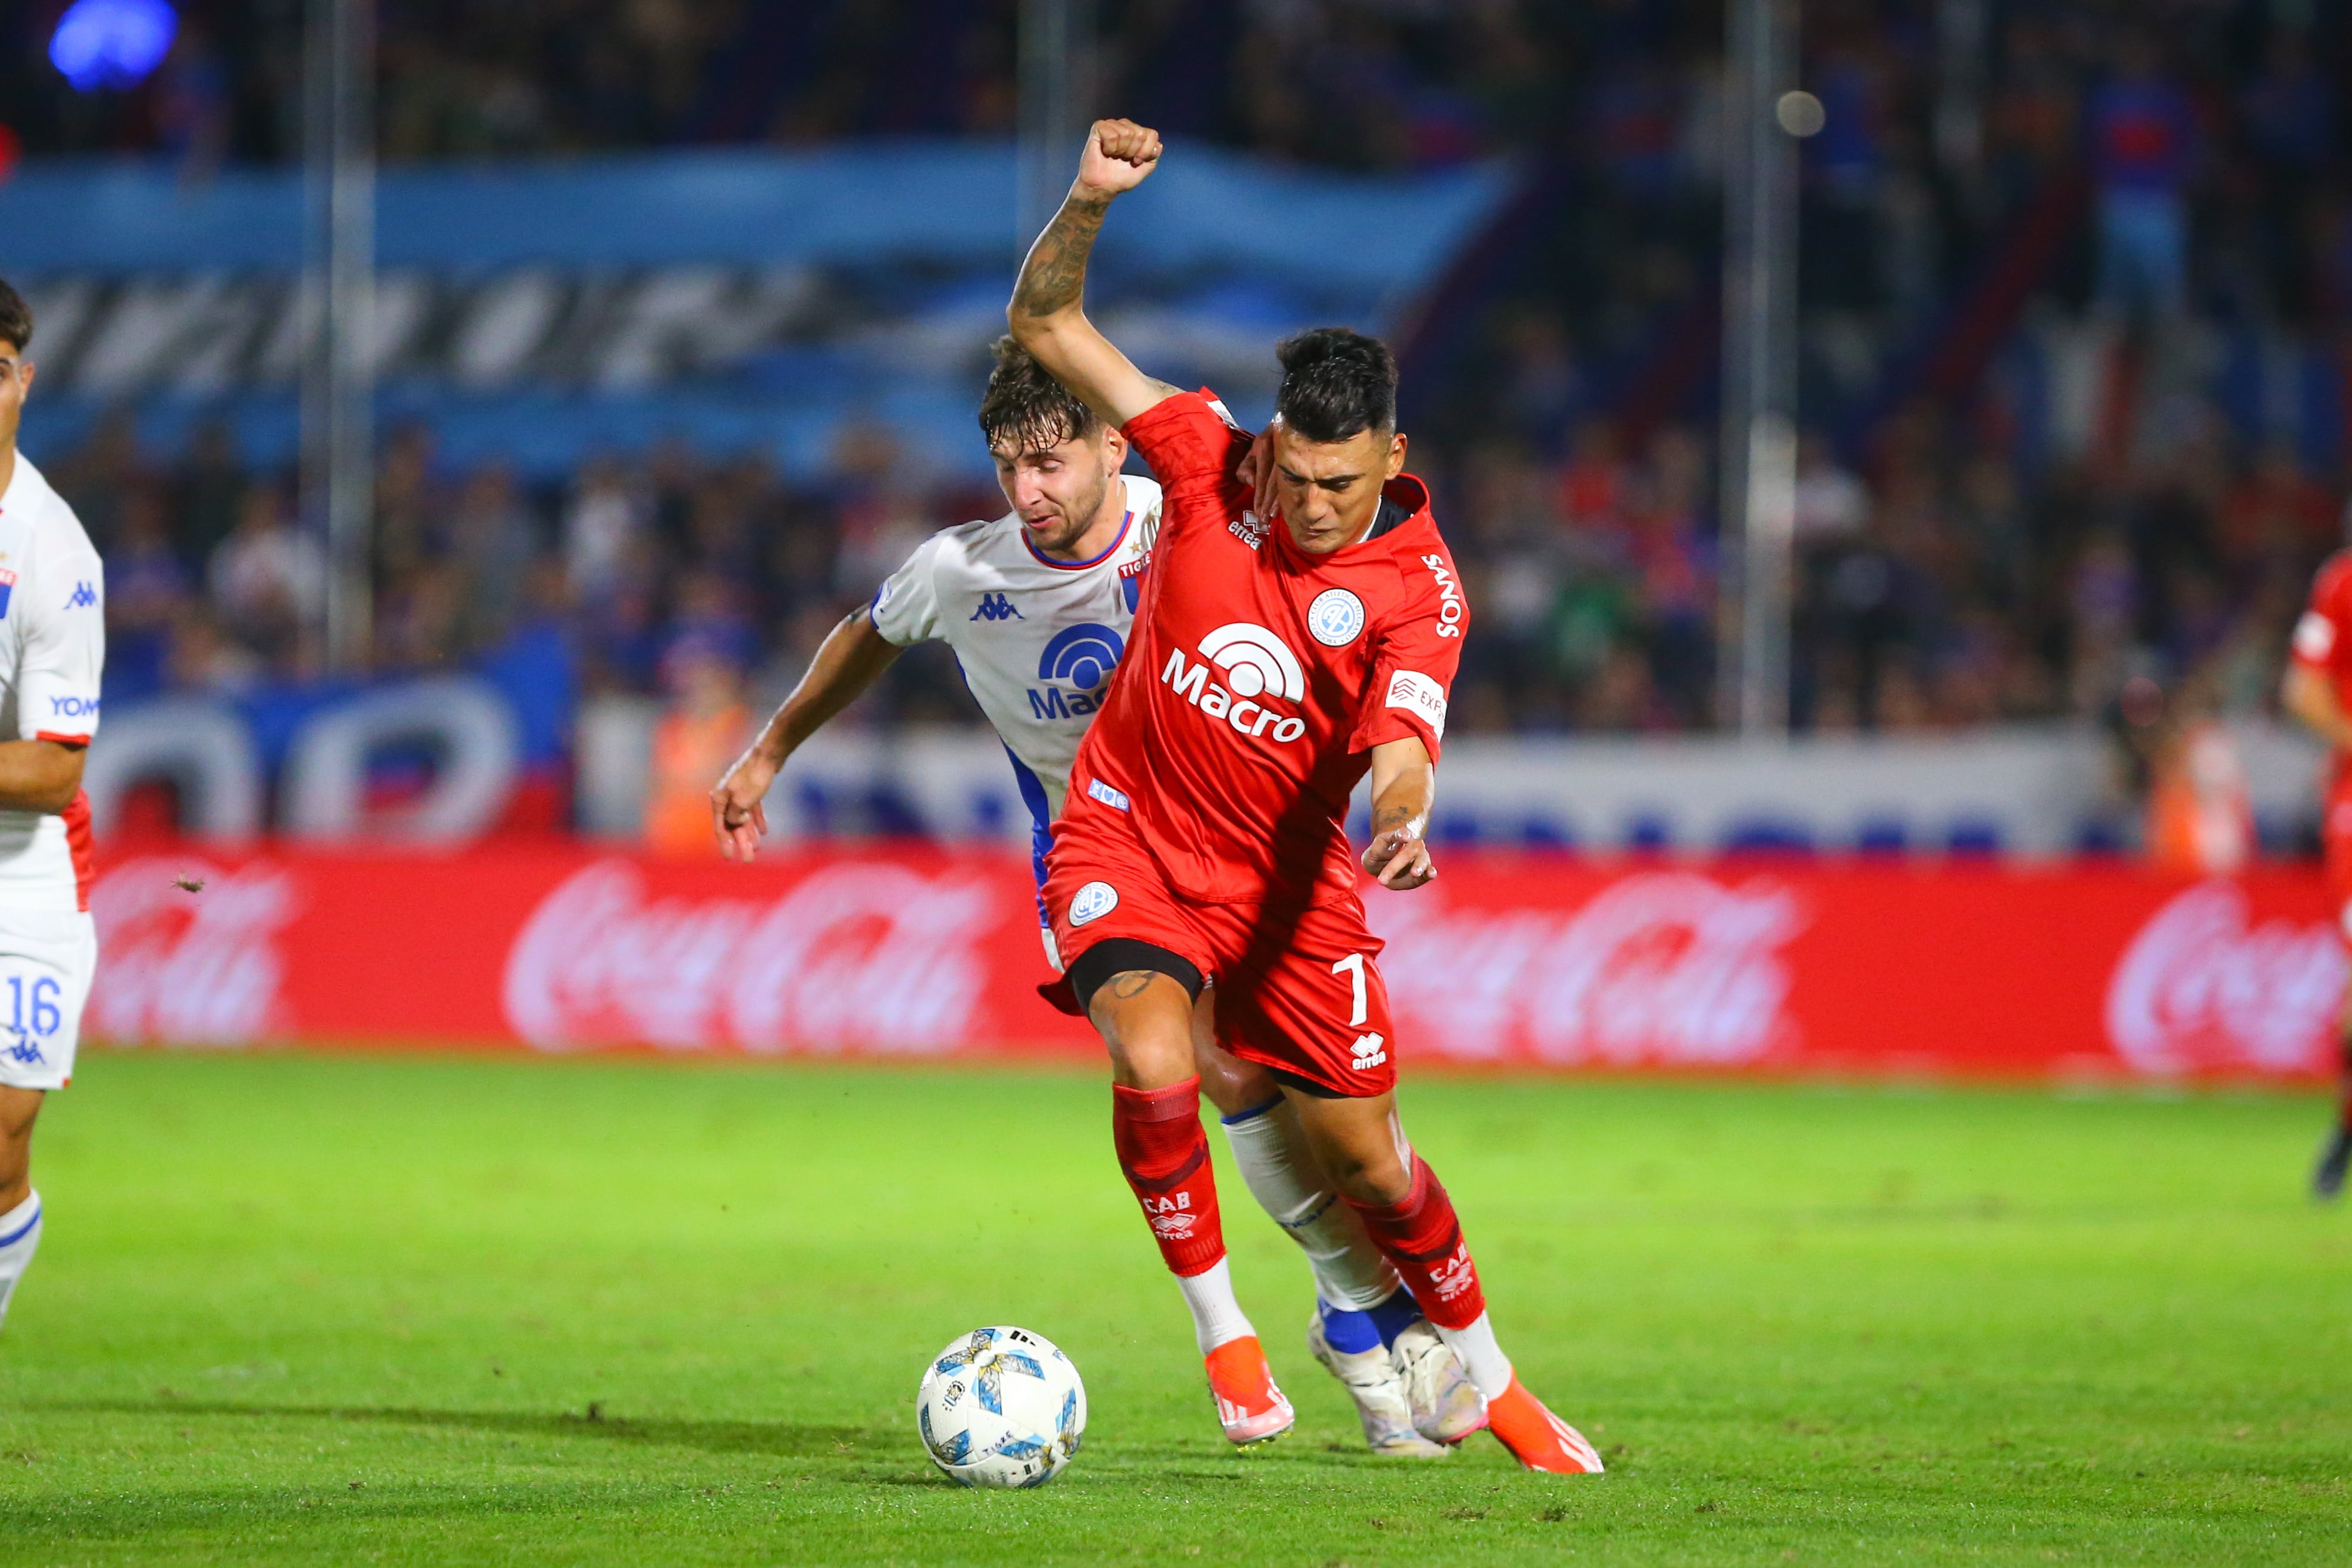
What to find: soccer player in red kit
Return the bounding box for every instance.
[1006,118,1603,1473]
[2284,535,2352,1197]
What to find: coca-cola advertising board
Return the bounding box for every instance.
[85,845,2343,1081]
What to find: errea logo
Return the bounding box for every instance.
[1160,623,1308,743]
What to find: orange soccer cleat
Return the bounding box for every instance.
[1202,1334,1295,1446]
[1484,1377,1605,1474]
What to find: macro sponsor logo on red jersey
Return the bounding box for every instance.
[1158,622,1310,744]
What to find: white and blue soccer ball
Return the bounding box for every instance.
[916,1325,1087,1489]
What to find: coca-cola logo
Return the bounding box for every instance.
[1370,871,1807,1067]
[502,860,1003,1054]
[89,857,302,1045]
[2104,881,2344,1074]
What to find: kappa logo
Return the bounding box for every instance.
[4,1036,45,1066]
[66,581,98,610]
[1160,623,1309,744]
[1350,1031,1388,1070]
[970,592,1024,622]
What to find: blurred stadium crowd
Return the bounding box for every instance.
[6,0,2351,741]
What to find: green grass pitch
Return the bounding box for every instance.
[1,1051,2346,1566]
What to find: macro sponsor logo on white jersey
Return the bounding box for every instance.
[2104,881,2343,1075]
[1159,622,1309,744]
[503,860,1000,1054]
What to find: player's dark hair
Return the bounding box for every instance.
[978,335,1102,454]
[1274,327,1396,444]
[0,278,30,354]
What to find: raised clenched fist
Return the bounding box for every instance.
[1074,119,1163,199]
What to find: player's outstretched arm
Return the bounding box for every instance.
[2283,663,2352,751]
[1007,119,1182,429]
[1361,737,1438,891]
[711,608,903,861]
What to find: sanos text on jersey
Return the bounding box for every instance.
[1423,555,1464,638]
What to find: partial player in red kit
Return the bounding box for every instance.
[2284,535,2352,1198]
[1006,118,1602,1473]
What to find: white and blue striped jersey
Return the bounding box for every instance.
[868,473,1160,901]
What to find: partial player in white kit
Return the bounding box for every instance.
[0,278,107,1334]
[710,338,1475,1455]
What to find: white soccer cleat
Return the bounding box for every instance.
[1306,1309,1451,1457]
[1391,1319,1488,1444]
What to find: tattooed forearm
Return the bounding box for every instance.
[1372,804,1418,836]
[1012,194,1110,320]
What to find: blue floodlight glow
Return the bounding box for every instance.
[49,0,178,93]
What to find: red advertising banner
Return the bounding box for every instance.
[87,845,2342,1081]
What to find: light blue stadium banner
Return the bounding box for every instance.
[0,142,1513,474]
[0,141,1510,295]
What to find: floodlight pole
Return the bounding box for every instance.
[1017,0,1091,247]
[302,0,375,673]
[1718,0,1799,734]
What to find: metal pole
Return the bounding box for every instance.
[302,0,374,672]
[1017,0,1089,247]
[1718,0,1799,734]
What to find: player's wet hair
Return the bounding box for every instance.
[979,335,1102,455]
[0,278,30,354]
[1275,327,1396,444]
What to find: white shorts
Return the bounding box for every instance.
[0,909,97,1092]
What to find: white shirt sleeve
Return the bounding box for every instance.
[16,531,105,743]
[867,530,949,647]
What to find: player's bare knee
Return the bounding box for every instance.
[1090,971,1196,1089]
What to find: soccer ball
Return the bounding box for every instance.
[916,1325,1087,1488]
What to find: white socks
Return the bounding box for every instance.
[0,1190,42,1333]
[1175,1257,1256,1355]
[1221,1098,1403,1310]
[1436,1311,1515,1401]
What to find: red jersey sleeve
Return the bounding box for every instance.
[1351,542,1468,761]
[2293,552,2352,677]
[1120,389,1250,538]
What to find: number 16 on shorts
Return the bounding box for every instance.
[0,917,97,1091]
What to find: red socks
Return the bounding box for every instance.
[1342,1154,1488,1330]
[1112,1077,1226,1277]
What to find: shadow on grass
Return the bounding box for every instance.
[44,1399,878,1459]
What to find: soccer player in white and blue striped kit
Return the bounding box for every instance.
[711,338,1477,1455]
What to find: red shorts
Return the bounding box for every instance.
[1043,790,1398,1097]
[2326,781,2352,946]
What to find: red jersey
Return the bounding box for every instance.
[1067,390,1466,906]
[2294,550,2352,782]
